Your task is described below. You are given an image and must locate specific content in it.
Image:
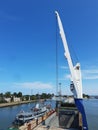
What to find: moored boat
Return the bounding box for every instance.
[13,110,35,125]
[31,103,48,117]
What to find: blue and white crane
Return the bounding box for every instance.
[55,11,88,130]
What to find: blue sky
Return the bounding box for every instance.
[0,0,98,95]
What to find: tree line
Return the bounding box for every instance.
[0,92,54,103]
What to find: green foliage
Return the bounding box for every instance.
[25,95,30,100]
[0,93,3,97]
[11,96,14,102]
[40,93,52,99]
[0,100,7,103]
[13,92,17,97]
[30,95,36,100]
[5,92,11,98]
[17,92,22,97]
[83,93,90,98]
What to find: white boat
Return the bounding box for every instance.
[13,110,35,125]
[31,103,48,117]
[13,103,48,126]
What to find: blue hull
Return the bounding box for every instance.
[75,99,88,130]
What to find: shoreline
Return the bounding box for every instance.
[0,100,38,108]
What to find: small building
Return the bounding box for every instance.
[13,97,21,102]
[4,98,11,103]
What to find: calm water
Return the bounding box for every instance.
[83,99,98,130]
[0,100,55,130]
[0,99,97,130]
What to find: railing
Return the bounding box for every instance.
[19,109,55,130]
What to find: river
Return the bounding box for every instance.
[0,99,97,130]
[83,99,98,130]
[0,100,55,130]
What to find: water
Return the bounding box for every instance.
[0,99,97,130]
[0,103,35,130]
[0,100,55,130]
[83,99,98,130]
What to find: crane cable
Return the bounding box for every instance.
[55,15,58,96]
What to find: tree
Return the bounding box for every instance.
[5,92,11,98]
[11,96,14,102]
[36,94,40,100]
[17,92,22,97]
[0,93,3,97]
[25,95,29,100]
[41,93,47,99]
[83,93,90,98]
[0,93,4,103]
[13,92,17,97]
[47,93,51,99]
[30,95,36,100]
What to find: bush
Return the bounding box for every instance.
[0,100,7,103]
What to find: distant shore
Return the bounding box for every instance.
[0,100,37,108]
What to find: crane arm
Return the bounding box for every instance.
[55,11,82,99]
[55,11,88,130]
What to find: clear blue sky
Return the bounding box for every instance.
[0,0,98,95]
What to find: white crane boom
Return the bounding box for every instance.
[55,11,88,130]
[55,11,82,99]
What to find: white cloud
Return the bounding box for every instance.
[60,66,68,70]
[58,74,70,81]
[83,83,98,95]
[82,69,98,80]
[0,82,56,95]
[82,69,98,74]
[58,65,70,81]
[64,74,70,79]
[83,76,98,80]
[13,82,53,90]
[59,68,98,81]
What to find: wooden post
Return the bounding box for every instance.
[28,123,31,130]
[79,112,82,129]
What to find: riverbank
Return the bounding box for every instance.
[0,100,43,108]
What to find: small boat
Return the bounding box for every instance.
[13,102,52,127]
[32,103,47,117]
[13,110,35,125]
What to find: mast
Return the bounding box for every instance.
[55,11,88,130]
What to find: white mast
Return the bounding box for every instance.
[55,11,82,99]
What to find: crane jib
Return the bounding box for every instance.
[55,11,88,130]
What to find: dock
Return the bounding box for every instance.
[18,109,56,130]
[15,106,82,130]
